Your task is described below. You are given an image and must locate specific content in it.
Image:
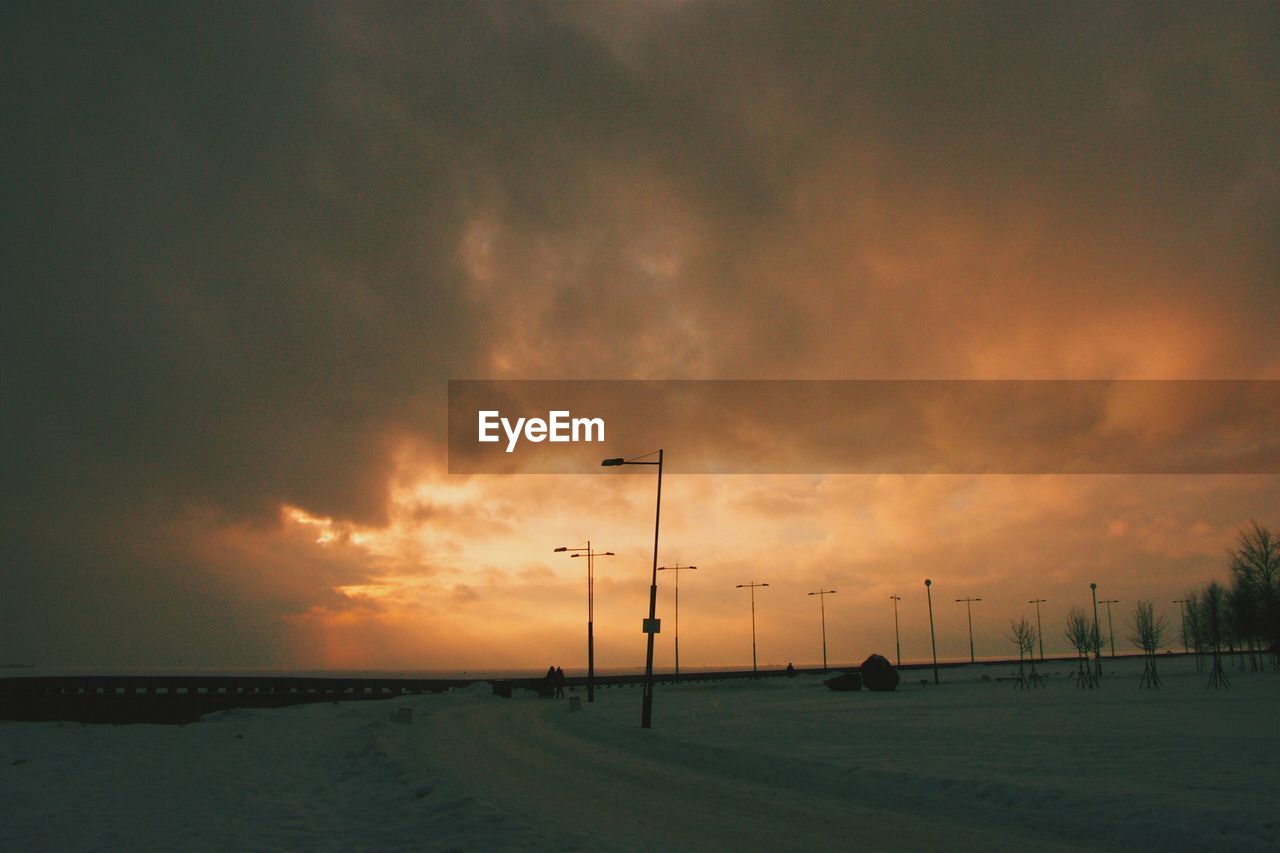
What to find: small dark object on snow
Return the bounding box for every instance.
[823,672,863,691]
[859,654,900,691]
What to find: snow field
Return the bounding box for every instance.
[3,657,1277,851]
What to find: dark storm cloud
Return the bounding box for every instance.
[2,2,1276,665]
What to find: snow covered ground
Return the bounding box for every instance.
[3,656,1277,851]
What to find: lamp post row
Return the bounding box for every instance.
[553,542,613,703]
[656,563,696,677]
[601,450,663,729]
[736,582,769,674]
[955,596,983,664]
[588,447,1128,725]
[808,589,837,671]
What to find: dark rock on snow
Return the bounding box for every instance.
[823,672,863,691]
[860,653,899,691]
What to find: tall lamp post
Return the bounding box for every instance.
[1100,599,1119,658]
[925,579,938,685]
[808,589,837,671]
[602,450,663,729]
[889,595,902,667]
[736,582,769,674]
[1090,582,1103,678]
[1173,599,1190,654]
[554,542,614,703]
[657,563,697,678]
[955,596,982,664]
[1029,598,1047,662]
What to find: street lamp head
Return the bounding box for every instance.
[601,457,625,466]
[1090,582,1097,590]
[925,579,932,587]
[604,552,615,556]
[553,547,568,552]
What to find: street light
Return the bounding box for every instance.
[955,597,982,664]
[555,542,614,702]
[1100,599,1119,658]
[889,595,902,667]
[1173,599,1191,654]
[602,450,663,729]
[736,582,769,674]
[1090,582,1103,678]
[808,589,837,671]
[657,563,697,678]
[925,579,938,685]
[1029,598,1047,662]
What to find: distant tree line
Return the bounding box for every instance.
[1178,522,1279,673]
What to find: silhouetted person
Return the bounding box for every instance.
[786,662,796,677]
[554,666,566,698]
[544,666,556,699]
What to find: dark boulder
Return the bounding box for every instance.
[823,672,863,691]
[860,654,900,692]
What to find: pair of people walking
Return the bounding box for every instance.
[544,665,566,698]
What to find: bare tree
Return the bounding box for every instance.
[1183,593,1205,671]
[1065,607,1097,689]
[1128,600,1168,689]
[1229,521,1279,670]
[1226,577,1258,672]
[1201,581,1231,690]
[1007,617,1042,689]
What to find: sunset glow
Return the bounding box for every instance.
[4,2,1276,677]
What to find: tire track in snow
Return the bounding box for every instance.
[388,697,1080,852]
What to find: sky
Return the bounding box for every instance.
[3,1,1278,671]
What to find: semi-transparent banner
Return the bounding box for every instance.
[447,380,1279,474]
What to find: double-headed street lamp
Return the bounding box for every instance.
[554,542,613,702]
[955,596,982,664]
[736,582,769,674]
[889,595,902,667]
[1029,598,1047,662]
[602,450,663,729]
[1173,598,1191,654]
[808,589,837,671]
[657,563,697,677]
[1100,598,1119,658]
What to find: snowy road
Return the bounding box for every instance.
[391,686,1070,845]
[387,662,1280,852]
[394,689,1078,852]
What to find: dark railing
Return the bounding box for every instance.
[0,675,471,724]
[1,651,1187,724]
